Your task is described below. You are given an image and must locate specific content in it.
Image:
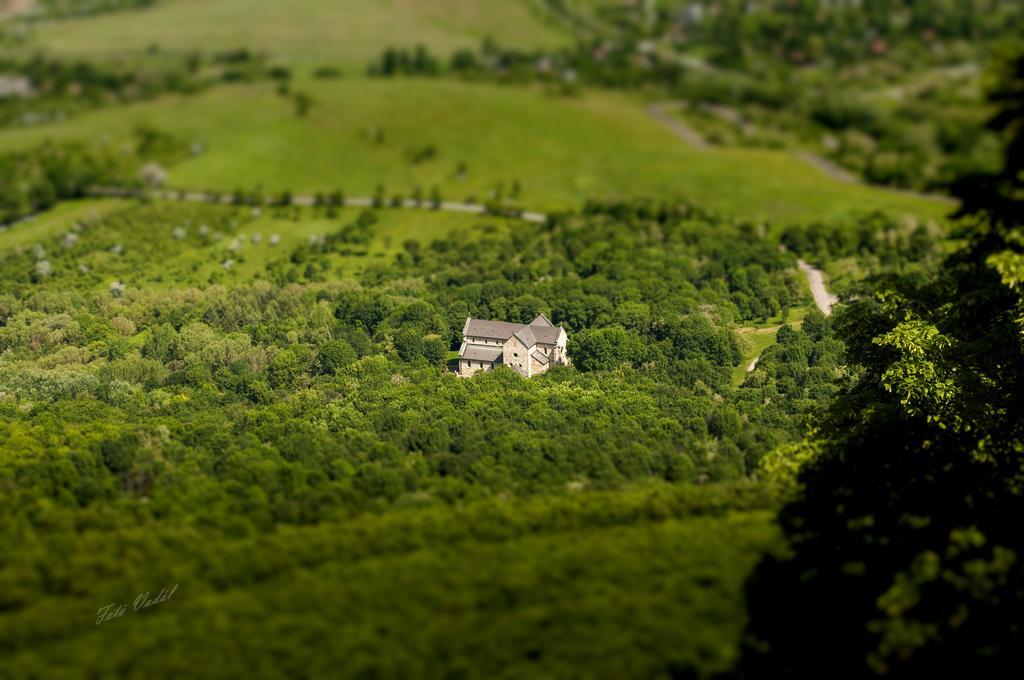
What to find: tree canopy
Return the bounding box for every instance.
[742,49,1024,678]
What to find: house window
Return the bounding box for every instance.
[513,352,518,358]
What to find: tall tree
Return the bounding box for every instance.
[740,51,1024,677]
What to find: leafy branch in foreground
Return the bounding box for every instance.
[742,49,1024,679]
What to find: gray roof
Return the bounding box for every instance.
[459,343,503,362]
[530,326,561,345]
[530,313,554,328]
[534,352,550,366]
[463,318,526,340]
[514,326,537,348]
[464,316,565,345]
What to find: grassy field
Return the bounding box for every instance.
[178,204,507,283]
[0,199,128,249]
[734,325,783,385]
[0,198,512,292]
[0,78,953,226]
[23,0,570,67]
[732,303,813,384]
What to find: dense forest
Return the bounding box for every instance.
[0,198,848,500]
[0,197,849,674]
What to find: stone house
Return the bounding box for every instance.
[458,313,569,378]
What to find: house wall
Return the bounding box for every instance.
[502,336,531,377]
[465,336,505,346]
[459,359,497,377]
[531,354,548,375]
[534,335,568,366]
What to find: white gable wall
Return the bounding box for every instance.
[502,335,532,377]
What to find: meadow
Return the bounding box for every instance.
[0,198,128,249]
[20,0,571,67]
[1,198,515,295]
[0,77,952,225]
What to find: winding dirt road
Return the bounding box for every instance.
[798,259,838,316]
[737,257,838,378]
[792,151,859,184]
[647,102,709,149]
[647,100,955,204]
